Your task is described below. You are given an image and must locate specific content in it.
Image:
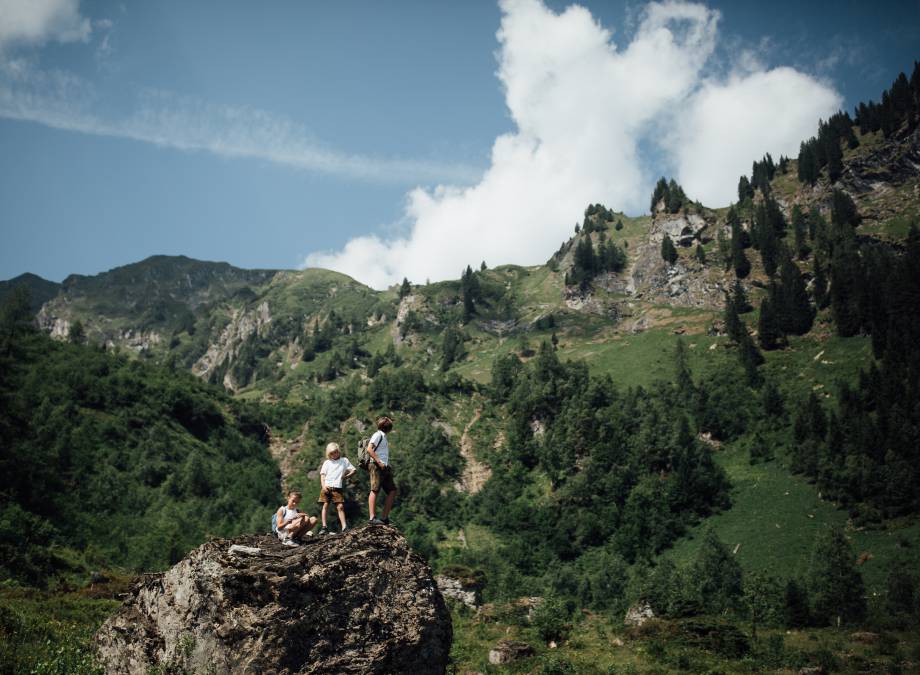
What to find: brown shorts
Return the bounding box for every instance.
[317,487,345,504]
[369,463,398,494]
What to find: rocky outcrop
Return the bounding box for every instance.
[95,527,452,675]
[488,639,534,665]
[192,301,272,383]
[624,602,655,627]
[649,211,710,247]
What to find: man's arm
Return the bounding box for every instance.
[367,442,384,468]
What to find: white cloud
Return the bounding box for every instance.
[307,0,843,289]
[307,0,722,287]
[0,0,91,50]
[0,67,482,185]
[671,67,842,206]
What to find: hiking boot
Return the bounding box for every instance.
[368,517,384,525]
[340,526,348,533]
[319,527,328,536]
[381,517,390,526]
[282,539,299,547]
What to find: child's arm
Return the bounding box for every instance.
[344,457,356,481]
[320,462,329,493]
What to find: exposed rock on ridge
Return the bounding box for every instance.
[95,527,452,674]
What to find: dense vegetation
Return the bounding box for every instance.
[0,288,280,585]
[4,58,920,675]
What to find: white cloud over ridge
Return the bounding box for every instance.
[307,0,841,289]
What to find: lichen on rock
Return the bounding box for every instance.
[95,527,452,674]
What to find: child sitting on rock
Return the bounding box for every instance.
[317,442,356,535]
[275,491,317,547]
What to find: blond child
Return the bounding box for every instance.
[275,491,317,547]
[317,442,356,534]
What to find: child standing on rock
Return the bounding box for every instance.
[318,442,356,535]
[367,416,398,525]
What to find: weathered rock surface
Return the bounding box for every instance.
[95,527,452,674]
[623,602,655,627]
[488,639,534,665]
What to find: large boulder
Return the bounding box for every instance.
[94,527,452,674]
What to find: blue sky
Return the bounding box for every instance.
[1,0,917,287]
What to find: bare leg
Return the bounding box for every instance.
[381,489,397,520]
[336,503,347,530]
[321,502,328,528]
[368,490,378,519]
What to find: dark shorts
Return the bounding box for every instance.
[369,463,398,494]
[317,487,345,504]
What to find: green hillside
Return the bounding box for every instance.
[3,62,920,674]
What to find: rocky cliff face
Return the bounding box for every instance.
[95,527,452,675]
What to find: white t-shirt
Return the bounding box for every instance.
[370,430,389,466]
[320,456,356,488]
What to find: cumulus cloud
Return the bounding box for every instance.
[0,0,91,50]
[306,0,842,289]
[671,68,842,206]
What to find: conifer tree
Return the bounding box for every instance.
[691,528,743,614]
[812,254,829,309]
[729,207,751,279]
[650,177,669,212]
[737,175,754,203]
[783,579,810,628]
[695,243,706,265]
[674,338,695,402]
[757,294,785,350]
[807,528,867,626]
[777,250,815,335]
[661,234,678,265]
[731,280,752,314]
[829,229,862,337]
[398,277,412,299]
[792,205,810,260]
[717,229,731,270]
[666,179,686,213]
[831,189,860,228]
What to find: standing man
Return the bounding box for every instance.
[367,415,398,525]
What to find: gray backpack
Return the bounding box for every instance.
[357,437,372,469]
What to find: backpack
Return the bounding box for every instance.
[357,437,373,469]
[271,511,279,535]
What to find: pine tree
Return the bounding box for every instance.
[615,219,624,231]
[691,528,743,614]
[666,179,686,213]
[398,277,412,299]
[661,234,678,265]
[792,205,810,260]
[831,189,860,227]
[807,528,867,626]
[695,243,706,265]
[674,338,695,401]
[757,294,785,350]
[829,229,862,337]
[724,291,746,344]
[729,208,751,279]
[777,250,815,335]
[650,177,669,212]
[783,579,810,628]
[738,175,754,203]
[731,280,752,314]
[812,254,829,309]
